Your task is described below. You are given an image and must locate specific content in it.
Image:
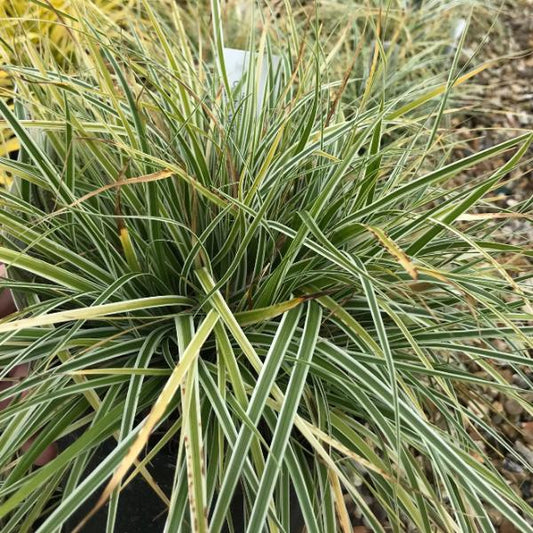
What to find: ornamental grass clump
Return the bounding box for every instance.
[0,0,175,184]
[0,1,532,532]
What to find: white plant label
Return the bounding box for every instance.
[222,48,280,112]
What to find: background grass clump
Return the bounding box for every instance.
[0,0,172,182]
[0,0,497,182]
[0,1,532,532]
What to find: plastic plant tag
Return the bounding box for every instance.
[222,48,280,113]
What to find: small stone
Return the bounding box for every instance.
[486,387,499,400]
[521,421,533,444]
[512,374,529,388]
[494,340,508,352]
[488,508,503,526]
[502,423,518,440]
[515,441,533,465]
[522,480,532,501]
[473,440,486,453]
[499,518,518,533]
[492,414,504,424]
[504,399,523,416]
[503,457,524,474]
[343,493,356,514]
[492,401,504,415]
[500,369,514,383]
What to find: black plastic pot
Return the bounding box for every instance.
[64,436,305,532]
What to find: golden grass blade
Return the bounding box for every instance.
[0,296,190,333]
[54,169,174,216]
[234,297,304,326]
[366,225,419,280]
[457,212,532,221]
[329,469,352,533]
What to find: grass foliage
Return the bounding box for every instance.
[0,1,532,531]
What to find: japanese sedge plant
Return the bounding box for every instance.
[0,1,532,532]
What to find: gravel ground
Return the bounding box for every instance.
[348,3,533,531]
[453,0,533,213]
[464,3,533,528]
